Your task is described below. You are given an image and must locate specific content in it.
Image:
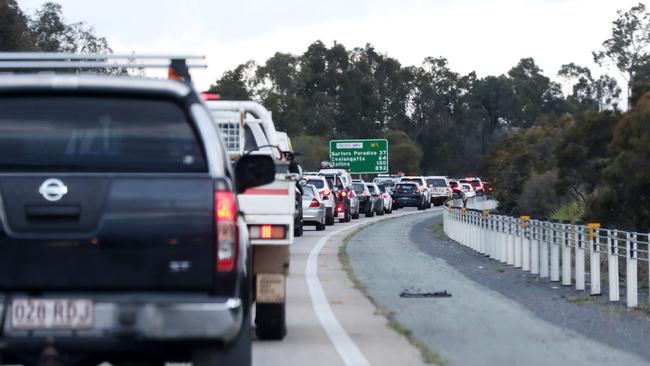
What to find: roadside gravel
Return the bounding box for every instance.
[346,209,649,366]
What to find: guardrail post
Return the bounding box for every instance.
[575,224,585,291]
[562,223,572,286]
[540,221,549,278]
[589,224,601,295]
[500,217,508,263]
[531,220,539,275]
[626,232,638,308]
[608,230,620,302]
[507,217,515,265]
[550,221,560,282]
[514,217,523,268]
[521,216,531,271]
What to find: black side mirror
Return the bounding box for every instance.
[235,155,276,194]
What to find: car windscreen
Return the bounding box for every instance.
[352,183,365,192]
[0,96,207,173]
[426,179,447,187]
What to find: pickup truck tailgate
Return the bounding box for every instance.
[0,95,217,291]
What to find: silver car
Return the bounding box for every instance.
[304,175,336,225]
[301,184,326,231]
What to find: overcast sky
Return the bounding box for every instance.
[18,0,643,93]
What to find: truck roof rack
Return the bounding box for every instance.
[0,53,207,81]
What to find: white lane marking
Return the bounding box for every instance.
[305,210,427,366]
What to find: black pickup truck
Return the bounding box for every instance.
[0,70,274,365]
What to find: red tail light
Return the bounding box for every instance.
[321,189,331,196]
[336,204,344,212]
[341,191,347,197]
[415,189,420,193]
[309,198,320,208]
[382,193,389,199]
[215,191,238,272]
[201,92,221,100]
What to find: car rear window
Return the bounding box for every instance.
[402,178,422,186]
[352,183,365,192]
[0,96,207,173]
[427,179,447,187]
[306,179,325,189]
[366,184,376,193]
[303,185,318,197]
[396,184,417,190]
[471,180,482,187]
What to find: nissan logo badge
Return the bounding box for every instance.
[38,178,69,202]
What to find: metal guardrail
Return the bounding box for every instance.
[443,205,650,308]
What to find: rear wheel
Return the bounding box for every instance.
[255,302,286,340]
[418,201,424,210]
[294,206,303,237]
[316,219,326,231]
[352,209,360,219]
[366,207,374,217]
[326,208,335,226]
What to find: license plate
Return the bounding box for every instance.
[10,299,93,330]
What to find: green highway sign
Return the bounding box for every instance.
[329,139,389,173]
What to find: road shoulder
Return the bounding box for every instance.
[318,210,427,366]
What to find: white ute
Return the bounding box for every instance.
[206,99,297,340]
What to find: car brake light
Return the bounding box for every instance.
[336,204,344,212]
[201,92,221,100]
[322,189,331,196]
[249,225,287,240]
[341,191,347,197]
[382,193,389,199]
[309,198,320,208]
[415,189,420,193]
[215,191,238,272]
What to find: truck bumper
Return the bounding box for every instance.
[0,293,243,352]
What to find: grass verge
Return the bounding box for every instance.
[339,227,445,365]
[430,223,447,241]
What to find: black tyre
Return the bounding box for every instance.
[366,208,374,217]
[417,201,424,210]
[255,302,286,340]
[294,219,303,237]
[352,209,360,219]
[316,220,326,231]
[345,207,351,222]
[377,205,384,216]
[326,208,335,226]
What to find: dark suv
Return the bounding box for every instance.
[0,58,274,365]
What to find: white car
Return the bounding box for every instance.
[460,183,477,199]
[304,175,336,225]
[378,184,393,214]
[425,176,452,206]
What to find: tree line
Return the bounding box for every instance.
[2,1,650,229]
[0,0,110,54]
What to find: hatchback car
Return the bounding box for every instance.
[301,184,326,231]
[366,183,385,216]
[378,184,393,214]
[304,175,335,225]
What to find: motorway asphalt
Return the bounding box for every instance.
[346,209,650,366]
[252,208,428,366]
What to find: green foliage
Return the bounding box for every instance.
[208,61,255,100]
[555,110,619,203]
[0,0,35,51]
[0,1,111,53]
[291,135,329,172]
[586,92,650,229]
[516,170,567,217]
[594,2,650,107]
[384,130,422,175]
[550,201,584,223]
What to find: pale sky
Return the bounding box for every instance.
[17,0,643,94]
